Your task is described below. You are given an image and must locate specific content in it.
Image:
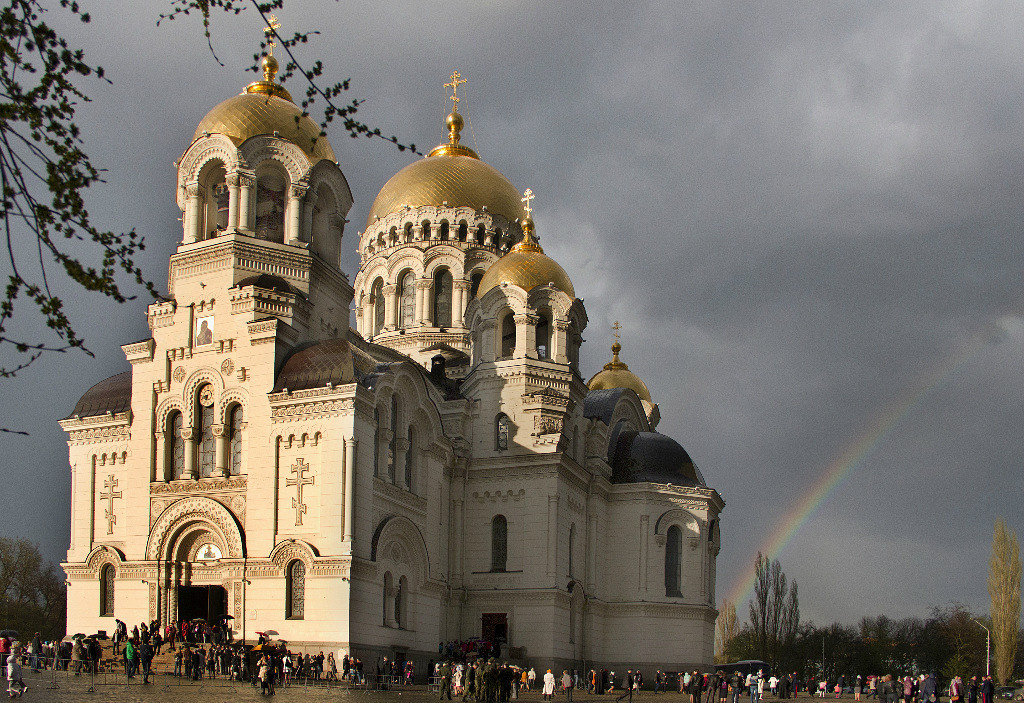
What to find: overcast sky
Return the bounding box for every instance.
[2,1,1023,627]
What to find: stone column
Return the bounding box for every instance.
[226,173,240,232]
[285,186,304,245]
[383,284,399,330]
[418,278,433,326]
[237,175,253,233]
[453,279,469,327]
[153,432,166,482]
[514,313,536,359]
[343,438,357,548]
[181,427,197,480]
[183,184,201,244]
[213,424,228,477]
[553,321,571,364]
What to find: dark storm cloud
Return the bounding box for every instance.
[3,1,1023,625]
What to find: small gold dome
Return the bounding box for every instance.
[587,341,652,402]
[192,83,335,163]
[476,216,575,298]
[365,109,521,227]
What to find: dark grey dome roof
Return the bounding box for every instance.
[67,371,132,419]
[610,431,704,487]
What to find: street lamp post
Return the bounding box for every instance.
[973,620,991,678]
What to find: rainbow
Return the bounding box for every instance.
[723,323,1003,611]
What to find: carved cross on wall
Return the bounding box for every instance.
[98,474,122,535]
[286,459,314,526]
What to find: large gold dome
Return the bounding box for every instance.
[587,341,652,402]
[365,109,521,228]
[476,217,574,298]
[193,80,335,163]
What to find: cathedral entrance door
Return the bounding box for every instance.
[481,613,508,647]
[178,585,227,624]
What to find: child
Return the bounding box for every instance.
[7,645,26,698]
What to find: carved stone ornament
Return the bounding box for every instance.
[172,366,186,383]
[221,358,234,376]
[199,386,215,407]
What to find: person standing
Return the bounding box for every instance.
[967,677,978,703]
[543,670,556,701]
[980,676,994,703]
[563,671,574,701]
[140,640,153,684]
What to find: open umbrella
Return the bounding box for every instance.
[0,630,18,639]
[219,615,234,621]
[190,617,206,623]
[72,633,86,639]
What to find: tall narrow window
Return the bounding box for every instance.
[495,414,511,452]
[422,221,431,240]
[389,396,398,483]
[374,409,382,477]
[470,271,484,298]
[228,405,244,475]
[254,169,286,242]
[476,225,486,245]
[286,560,305,619]
[99,563,115,617]
[399,271,416,329]
[439,221,449,241]
[458,222,468,241]
[214,183,229,232]
[371,278,385,335]
[491,515,508,572]
[395,575,407,627]
[500,313,516,358]
[198,388,215,478]
[665,525,682,597]
[383,571,393,626]
[169,412,184,479]
[434,269,453,328]
[536,311,552,359]
[405,425,416,491]
[568,523,576,578]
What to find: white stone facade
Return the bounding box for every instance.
[60,79,724,678]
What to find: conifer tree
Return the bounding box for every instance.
[988,517,1021,685]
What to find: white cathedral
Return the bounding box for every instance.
[59,48,723,674]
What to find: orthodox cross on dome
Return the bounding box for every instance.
[98,475,121,536]
[264,14,280,56]
[612,320,622,343]
[445,70,467,111]
[286,459,314,526]
[521,188,535,218]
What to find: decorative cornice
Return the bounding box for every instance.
[150,476,247,494]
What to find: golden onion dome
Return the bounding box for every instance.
[192,54,335,163]
[365,109,521,227]
[587,341,652,402]
[476,215,575,298]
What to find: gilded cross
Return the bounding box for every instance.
[264,14,280,56]
[98,475,122,536]
[445,71,467,110]
[612,320,621,342]
[521,188,535,217]
[286,459,314,526]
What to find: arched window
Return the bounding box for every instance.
[197,387,215,478]
[439,221,449,241]
[99,563,115,617]
[470,271,484,299]
[214,183,229,233]
[536,310,552,359]
[169,411,184,480]
[254,166,287,242]
[568,523,576,578]
[228,404,244,475]
[433,269,453,328]
[404,222,414,242]
[197,160,227,240]
[395,575,408,628]
[458,221,468,241]
[495,413,511,452]
[405,425,416,491]
[422,220,431,240]
[383,571,393,626]
[500,313,516,358]
[389,396,399,483]
[371,278,385,335]
[491,515,508,572]
[476,225,486,245]
[286,560,305,619]
[399,271,416,329]
[665,525,682,597]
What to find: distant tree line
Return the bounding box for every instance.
[719,520,1023,684]
[0,537,65,640]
